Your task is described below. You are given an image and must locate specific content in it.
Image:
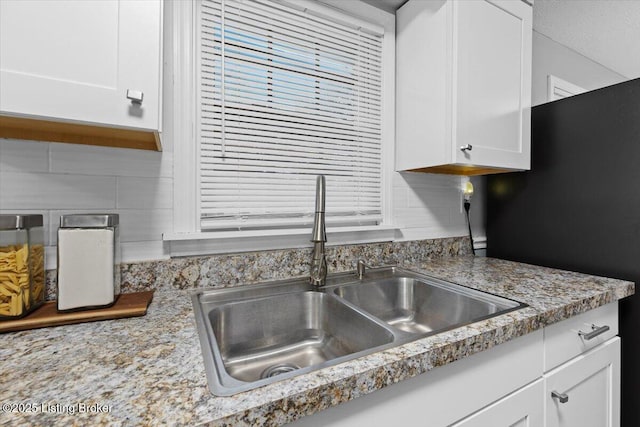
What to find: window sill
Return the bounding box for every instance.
[163,225,398,257]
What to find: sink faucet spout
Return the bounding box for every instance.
[310,175,327,287]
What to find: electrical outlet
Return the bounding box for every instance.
[459,176,473,213]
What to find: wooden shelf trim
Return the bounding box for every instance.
[407,164,519,176]
[0,115,161,151]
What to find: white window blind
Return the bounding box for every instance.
[198,0,384,231]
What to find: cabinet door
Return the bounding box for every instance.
[291,331,543,427]
[451,379,543,427]
[545,337,620,427]
[0,0,161,131]
[454,0,531,170]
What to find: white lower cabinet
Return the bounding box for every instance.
[292,330,543,427]
[292,304,621,427]
[544,337,620,427]
[451,380,543,427]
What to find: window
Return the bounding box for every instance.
[168,0,395,249]
[199,0,385,231]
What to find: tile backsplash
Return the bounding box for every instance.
[0,139,172,264]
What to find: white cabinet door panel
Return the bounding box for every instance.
[454,0,531,169]
[544,337,620,427]
[0,0,161,131]
[451,379,543,427]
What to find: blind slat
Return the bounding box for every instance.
[203,101,382,129]
[214,18,382,72]
[200,132,382,152]
[201,109,381,134]
[201,215,383,231]
[201,57,382,94]
[201,64,382,103]
[225,1,383,53]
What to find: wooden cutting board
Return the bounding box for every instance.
[0,291,154,333]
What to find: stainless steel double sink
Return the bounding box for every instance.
[192,267,526,396]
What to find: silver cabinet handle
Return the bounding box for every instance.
[126,89,144,105]
[551,391,569,403]
[460,144,472,152]
[578,324,610,340]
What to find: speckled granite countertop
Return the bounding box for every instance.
[1,256,634,426]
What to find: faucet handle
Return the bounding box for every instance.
[357,260,398,279]
[357,260,368,280]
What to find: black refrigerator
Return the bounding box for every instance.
[486,78,640,427]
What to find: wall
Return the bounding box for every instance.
[393,172,483,246]
[0,140,173,267]
[0,1,486,268]
[0,136,478,268]
[0,8,630,270]
[14,23,622,269]
[531,31,626,106]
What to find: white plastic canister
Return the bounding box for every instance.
[57,214,120,311]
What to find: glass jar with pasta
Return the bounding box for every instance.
[0,215,45,319]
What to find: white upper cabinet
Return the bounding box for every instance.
[396,0,532,175]
[0,0,162,148]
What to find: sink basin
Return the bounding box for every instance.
[334,276,520,334]
[208,291,394,384]
[192,267,526,396]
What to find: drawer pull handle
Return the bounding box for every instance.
[551,391,569,404]
[578,324,610,340]
[460,144,473,152]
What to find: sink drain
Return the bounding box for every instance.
[260,363,300,379]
